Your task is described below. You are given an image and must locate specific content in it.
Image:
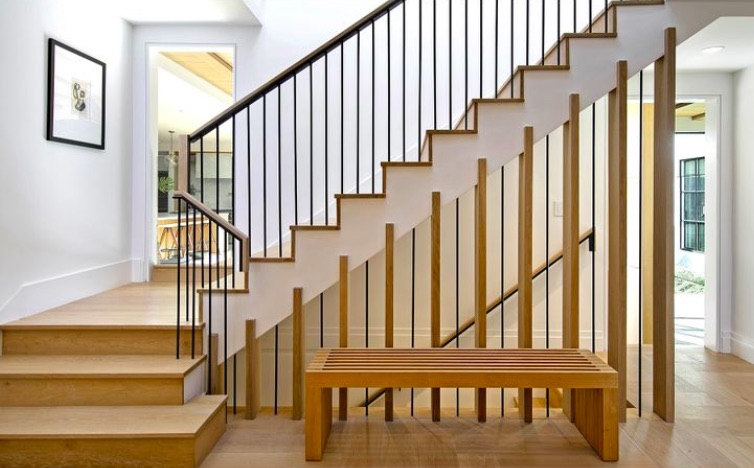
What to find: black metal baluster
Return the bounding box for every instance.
[278,87,283,255]
[545,135,550,417]
[480,0,483,98]
[274,324,279,414]
[464,0,468,128]
[192,207,197,359]
[449,0,453,128]
[320,293,324,348]
[365,260,369,416]
[176,200,182,359]
[325,53,330,223]
[433,0,437,130]
[589,0,593,32]
[216,127,220,214]
[542,0,546,64]
[295,76,299,225]
[341,45,345,194]
[310,66,315,221]
[231,116,236,287]
[224,230,229,396]
[372,20,376,193]
[208,218,213,391]
[495,0,499,93]
[200,138,204,203]
[418,0,423,160]
[510,0,514,98]
[410,227,416,415]
[500,165,505,417]
[388,9,392,163]
[233,354,237,414]
[216,223,221,289]
[573,0,577,32]
[526,0,530,65]
[185,202,190,323]
[638,70,644,417]
[357,31,362,191]
[557,0,562,65]
[263,96,268,255]
[590,102,597,352]
[247,108,252,236]
[403,3,407,161]
[455,198,460,417]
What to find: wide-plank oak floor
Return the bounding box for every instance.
[202,346,754,468]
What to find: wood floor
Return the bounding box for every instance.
[202,346,754,468]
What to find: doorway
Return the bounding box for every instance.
[150,46,234,266]
[674,103,707,346]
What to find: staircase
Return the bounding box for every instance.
[0,283,226,468]
[191,0,703,352]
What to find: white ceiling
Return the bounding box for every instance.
[112,0,262,26]
[677,17,754,72]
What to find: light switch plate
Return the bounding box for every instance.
[554,201,564,217]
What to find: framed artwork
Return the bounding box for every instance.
[46,38,106,149]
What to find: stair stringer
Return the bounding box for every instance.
[205,1,754,357]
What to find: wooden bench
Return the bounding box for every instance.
[305,348,618,462]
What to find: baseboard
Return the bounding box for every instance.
[730,333,754,365]
[0,260,135,325]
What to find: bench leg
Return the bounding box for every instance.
[572,388,619,461]
[305,386,332,461]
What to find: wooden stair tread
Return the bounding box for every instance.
[0,395,227,439]
[0,355,205,378]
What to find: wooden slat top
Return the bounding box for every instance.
[306,348,617,389]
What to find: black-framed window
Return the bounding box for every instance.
[680,157,705,252]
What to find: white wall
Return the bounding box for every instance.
[732,64,754,363]
[0,0,133,324]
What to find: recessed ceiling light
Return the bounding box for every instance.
[702,46,725,55]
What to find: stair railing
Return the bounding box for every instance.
[183,0,616,259]
[173,191,249,407]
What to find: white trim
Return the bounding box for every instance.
[0,260,134,325]
[730,333,754,364]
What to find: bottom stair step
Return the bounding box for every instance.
[0,395,227,468]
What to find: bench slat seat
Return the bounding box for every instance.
[305,348,618,462]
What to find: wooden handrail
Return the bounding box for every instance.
[172,191,248,242]
[359,227,594,407]
[189,0,403,141]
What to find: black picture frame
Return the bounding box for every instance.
[46,38,106,150]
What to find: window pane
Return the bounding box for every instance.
[683,160,695,175]
[698,224,706,252]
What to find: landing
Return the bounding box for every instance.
[2,283,180,328]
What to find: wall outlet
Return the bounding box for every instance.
[554,201,564,217]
